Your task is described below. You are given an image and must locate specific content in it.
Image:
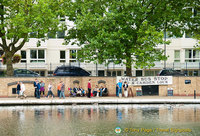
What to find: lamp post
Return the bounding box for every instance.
[95,50,98,77]
[164,27,166,69]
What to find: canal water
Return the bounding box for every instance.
[0,104,199,136]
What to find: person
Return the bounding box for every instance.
[77,86,82,96]
[33,79,37,97]
[40,80,45,97]
[99,86,103,97]
[20,82,27,99]
[36,80,41,99]
[73,86,78,96]
[57,81,62,97]
[88,79,91,98]
[117,80,122,97]
[79,86,85,96]
[46,82,54,98]
[123,81,129,97]
[93,85,99,97]
[116,84,119,97]
[60,81,65,99]
[16,81,20,98]
[102,85,108,96]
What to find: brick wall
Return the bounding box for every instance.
[0,76,200,97]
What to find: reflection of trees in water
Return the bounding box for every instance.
[141,108,159,120]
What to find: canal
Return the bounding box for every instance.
[0,104,199,136]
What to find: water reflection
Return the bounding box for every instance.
[0,105,199,136]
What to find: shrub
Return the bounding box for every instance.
[1,54,21,65]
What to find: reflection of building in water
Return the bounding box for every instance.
[0,105,200,126]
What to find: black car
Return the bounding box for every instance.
[157,69,185,76]
[14,69,40,77]
[53,66,90,76]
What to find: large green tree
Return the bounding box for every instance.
[65,0,198,76]
[0,0,64,76]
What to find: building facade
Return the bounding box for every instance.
[0,29,199,77]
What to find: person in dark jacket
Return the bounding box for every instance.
[116,84,119,97]
[16,81,20,98]
[33,79,37,97]
[36,80,41,99]
[123,81,129,97]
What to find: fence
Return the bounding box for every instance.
[1,61,200,77]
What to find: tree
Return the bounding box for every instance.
[0,0,63,76]
[65,0,197,76]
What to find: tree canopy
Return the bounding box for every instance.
[65,0,199,76]
[0,0,64,76]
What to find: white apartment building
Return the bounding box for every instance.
[0,16,199,77]
[0,32,199,77]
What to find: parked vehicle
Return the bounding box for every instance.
[14,69,40,77]
[157,69,186,76]
[53,66,90,76]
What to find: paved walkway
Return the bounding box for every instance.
[0,96,199,105]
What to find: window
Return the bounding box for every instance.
[185,32,193,38]
[174,50,180,62]
[185,49,200,62]
[117,71,121,76]
[21,50,26,63]
[30,32,37,38]
[144,70,160,76]
[98,70,104,76]
[70,50,77,62]
[145,71,154,76]
[57,31,65,38]
[47,31,56,38]
[60,51,66,63]
[194,8,200,16]
[30,50,45,63]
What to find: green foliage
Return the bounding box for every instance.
[65,0,197,73]
[0,0,66,76]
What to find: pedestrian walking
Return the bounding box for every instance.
[60,81,65,99]
[57,81,62,97]
[88,79,91,98]
[46,82,54,98]
[16,81,20,98]
[33,79,37,97]
[36,80,41,99]
[20,82,27,99]
[40,80,45,97]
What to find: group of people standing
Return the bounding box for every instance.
[87,79,108,98]
[116,80,129,97]
[16,78,109,99]
[33,79,47,99]
[33,79,55,99]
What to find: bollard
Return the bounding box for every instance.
[194,90,196,99]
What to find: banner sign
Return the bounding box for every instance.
[117,76,173,86]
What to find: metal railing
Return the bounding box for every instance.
[1,61,200,77]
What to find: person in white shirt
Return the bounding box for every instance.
[47,82,54,98]
[123,81,128,98]
[20,82,27,99]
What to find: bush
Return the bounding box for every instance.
[1,54,21,65]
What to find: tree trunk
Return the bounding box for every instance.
[126,54,132,76]
[5,53,14,76]
[126,63,132,76]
